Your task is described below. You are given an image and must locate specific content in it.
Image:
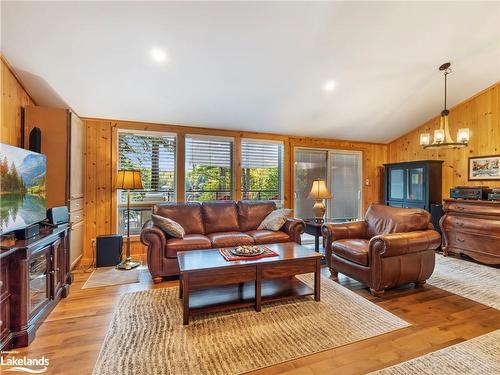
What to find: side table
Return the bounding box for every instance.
[304,218,348,253]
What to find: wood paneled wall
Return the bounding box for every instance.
[1,56,35,146]
[388,82,500,198]
[83,118,387,262]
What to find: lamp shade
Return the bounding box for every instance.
[308,179,332,199]
[115,170,144,190]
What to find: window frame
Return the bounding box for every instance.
[116,129,178,235]
[240,138,284,203]
[184,134,235,202]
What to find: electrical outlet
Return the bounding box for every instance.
[91,238,96,248]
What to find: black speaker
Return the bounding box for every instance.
[47,206,69,225]
[96,235,123,267]
[430,204,444,235]
[29,127,42,153]
[15,223,40,240]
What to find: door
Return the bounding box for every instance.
[387,167,406,202]
[407,166,425,202]
[23,106,69,208]
[69,112,85,200]
[327,151,362,220]
[28,245,52,318]
[52,239,62,297]
[293,149,328,219]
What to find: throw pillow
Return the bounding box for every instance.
[257,209,292,231]
[152,214,185,239]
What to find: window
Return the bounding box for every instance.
[185,135,233,201]
[117,131,176,234]
[241,139,283,202]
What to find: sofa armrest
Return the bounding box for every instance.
[140,220,168,281]
[369,230,441,258]
[281,218,305,244]
[322,221,367,267]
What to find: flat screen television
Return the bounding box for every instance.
[0,143,47,235]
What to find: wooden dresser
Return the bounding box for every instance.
[440,199,500,265]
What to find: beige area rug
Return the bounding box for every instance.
[82,266,143,289]
[428,254,500,310]
[370,329,500,374]
[92,274,410,375]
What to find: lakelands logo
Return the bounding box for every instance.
[0,355,49,373]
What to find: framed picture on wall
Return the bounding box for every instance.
[468,155,500,181]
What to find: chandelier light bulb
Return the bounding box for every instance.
[420,133,430,146]
[457,128,470,143]
[434,129,445,144]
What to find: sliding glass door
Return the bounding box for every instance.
[327,151,362,220]
[293,149,328,219]
[294,148,362,220]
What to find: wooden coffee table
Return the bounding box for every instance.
[177,242,322,325]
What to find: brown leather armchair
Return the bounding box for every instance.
[322,204,441,296]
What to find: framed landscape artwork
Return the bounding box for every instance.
[468,154,500,181]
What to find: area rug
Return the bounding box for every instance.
[428,254,500,309]
[370,329,500,374]
[92,274,410,375]
[82,266,143,289]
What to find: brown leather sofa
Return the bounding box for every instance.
[141,200,305,282]
[322,204,441,296]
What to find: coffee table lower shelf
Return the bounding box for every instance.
[182,277,316,323]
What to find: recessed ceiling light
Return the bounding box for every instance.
[150,48,167,63]
[323,80,336,92]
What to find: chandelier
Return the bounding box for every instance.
[420,62,469,149]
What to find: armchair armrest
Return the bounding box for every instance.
[140,220,168,281]
[369,230,441,258]
[322,221,367,267]
[281,218,305,244]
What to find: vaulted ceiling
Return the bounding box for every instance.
[2,1,499,143]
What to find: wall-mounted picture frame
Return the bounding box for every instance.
[468,154,500,181]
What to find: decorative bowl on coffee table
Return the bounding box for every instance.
[230,245,265,257]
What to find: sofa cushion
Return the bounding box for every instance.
[151,214,185,238]
[365,204,431,238]
[207,232,254,248]
[165,234,212,258]
[258,208,292,231]
[246,230,290,245]
[202,201,239,234]
[154,202,204,235]
[237,201,276,232]
[332,239,369,266]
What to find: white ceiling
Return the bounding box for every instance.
[2,1,499,143]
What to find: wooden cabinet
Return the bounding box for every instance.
[0,225,70,350]
[384,160,443,211]
[440,199,500,265]
[0,261,10,344]
[23,106,85,270]
[69,221,84,268]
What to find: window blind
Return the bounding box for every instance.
[185,135,233,201]
[185,136,233,168]
[241,139,283,201]
[118,132,176,202]
[241,140,282,168]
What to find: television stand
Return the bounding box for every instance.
[0,224,71,350]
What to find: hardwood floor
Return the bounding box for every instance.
[5,258,500,375]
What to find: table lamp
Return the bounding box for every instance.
[308,179,332,222]
[114,169,143,270]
